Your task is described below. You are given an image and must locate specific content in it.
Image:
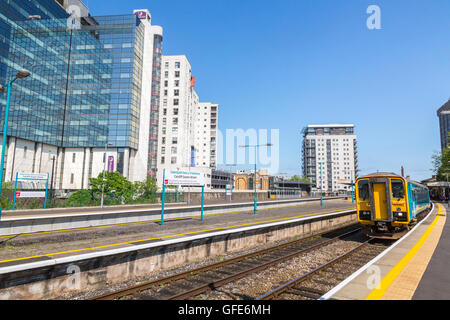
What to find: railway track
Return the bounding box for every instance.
[91,224,361,300]
[256,239,390,300]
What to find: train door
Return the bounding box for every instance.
[369,178,392,221]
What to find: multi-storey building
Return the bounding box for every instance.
[156,55,219,189]
[437,99,450,150]
[0,2,163,191]
[194,102,218,168]
[302,124,358,193]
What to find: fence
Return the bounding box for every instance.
[0,188,185,211]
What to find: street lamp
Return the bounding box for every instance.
[0,69,31,218]
[101,142,113,208]
[239,144,273,215]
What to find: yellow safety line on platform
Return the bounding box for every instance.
[0,203,354,240]
[365,204,442,300]
[0,207,355,265]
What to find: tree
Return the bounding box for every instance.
[436,148,450,182]
[290,175,310,183]
[89,171,133,201]
[431,150,442,175]
[133,177,158,202]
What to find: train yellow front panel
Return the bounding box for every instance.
[372,183,388,220]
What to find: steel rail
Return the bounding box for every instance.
[256,239,374,300]
[92,224,360,300]
[165,228,362,300]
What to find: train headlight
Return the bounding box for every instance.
[359,211,371,221]
[393,212,407,222]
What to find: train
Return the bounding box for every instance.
[355,172,431,239]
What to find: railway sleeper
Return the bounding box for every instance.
[285,287,323,300]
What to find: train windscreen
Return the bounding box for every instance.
[391,179,405,199]
[358,180,369,200]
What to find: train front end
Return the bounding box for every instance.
[356,173,411,239]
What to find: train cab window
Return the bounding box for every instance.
[358,180,369,200]
[391,179,405,199]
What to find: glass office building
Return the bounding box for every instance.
[5,18,112,147]
[0,1,162,187]
[4,13,145,151]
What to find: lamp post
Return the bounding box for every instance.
[239,144,272,215]
[100,142,113,208]
[0,69,31,219]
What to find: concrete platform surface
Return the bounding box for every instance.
[0,199,355,270]
[321,202,448,300]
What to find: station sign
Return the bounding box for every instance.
[17,173,49,180]
[16,191,46,198]
[164,170,205,186]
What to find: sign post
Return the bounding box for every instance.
[201,185,205,221]
[12,173,50,210]
[161,169,166,226]
[161,170,205,224]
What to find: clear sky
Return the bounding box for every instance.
[86,0,450,181]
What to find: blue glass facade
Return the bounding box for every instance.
[0,0,67,97]
[1,6,146,151]
[90,14,145,150]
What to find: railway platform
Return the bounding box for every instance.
[0,198,356,299]
[321,202,449,300]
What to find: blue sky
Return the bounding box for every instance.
[87,0,450,181]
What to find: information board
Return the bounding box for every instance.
[164,171,205,186]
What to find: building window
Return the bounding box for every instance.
[175,61,180,68]
[164,90,168,96]
[163,108,167,116]
[162,127,166,134]
[164,80,168,87]
[72,153,76,163]
[161,147,165,154]
[173,108,179,115]
[162,137,166,144]
[171,156,177,164]
[165,71,168,78]
[161,156,165,164]
[172,137,178,144]
[174,80,179,87]
[23,146,27,158]
[70,174,74,184]
[173,118,178,125]
[172,127,178,134]
[174,99,179,106]
[174,89,179,96]
[175,71,180,77]
[165,62,169,68]
[162,118,167,125]
[171,147,177,154]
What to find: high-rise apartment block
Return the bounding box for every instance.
[156,55,219,189]
[302,124,358,193]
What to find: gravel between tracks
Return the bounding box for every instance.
[64,231,328,300]
[197,239,361,300]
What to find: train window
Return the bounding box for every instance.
[391,179,405,199]
[358,180,369,199]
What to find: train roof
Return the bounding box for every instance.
[357,172,428,189]
[357,172,402,179]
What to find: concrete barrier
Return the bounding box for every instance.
[0,209,356,299]
[0,197,344,237]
